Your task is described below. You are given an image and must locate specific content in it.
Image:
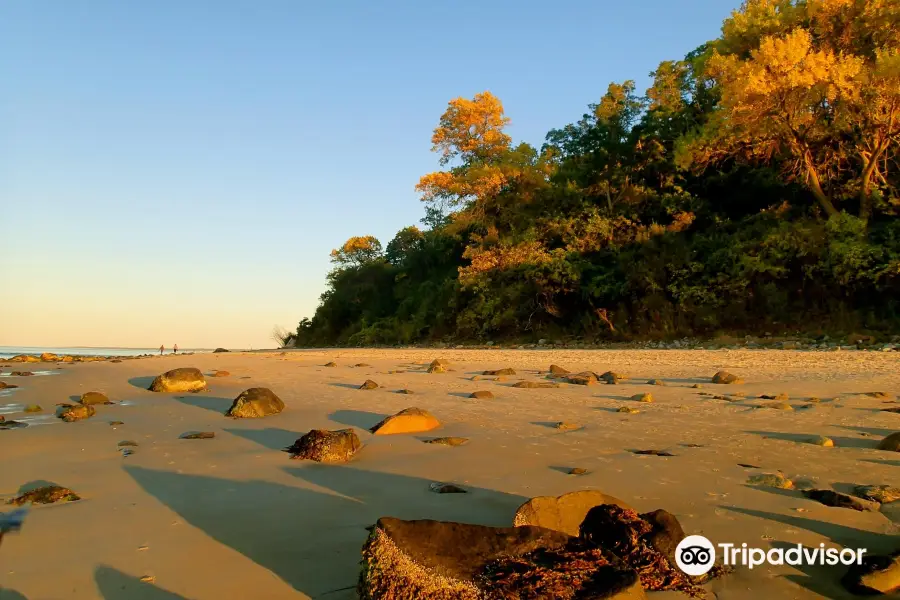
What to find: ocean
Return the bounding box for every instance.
[0,346,213,359]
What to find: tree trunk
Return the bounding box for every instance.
[859,142,887,222]
[805,163,838,218]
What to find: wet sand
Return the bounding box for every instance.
[0,348,898,599]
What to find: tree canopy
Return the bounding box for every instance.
[294,0,900,347]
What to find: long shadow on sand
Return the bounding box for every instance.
[124,465,525,597]
[768,541,861,600]
[172,395,232,414]
[224,427,299,451]
[328,409,385,429]
[722,506,896,554]
[744,430,877,449]
[127,376,156,391]
[95,566,189,600]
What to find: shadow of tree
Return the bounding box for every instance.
[94,565,189,600]
[127,377,156,391]
[124,465,526,597]
[172,395,232,415]
[721,506,896,554]
[327,409,385,430]
[224,427,300,451]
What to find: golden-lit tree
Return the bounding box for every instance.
[416,92,513,213]
[329,235,383,267]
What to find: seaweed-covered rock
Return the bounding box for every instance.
[357,517,645,600]
[512,380,561,389]
[802,489,880,512]
[79,391,109,405]
[148,368,207,393]
[513,490,632,537]
[423,437,469,447]
[747,473,794,489]
[370,407,440,435]
[579,504,701,596]
[287,428,361,462]
[842,550,900,595]
[854,485,900,504]
[180,431,215,439]
[58,404,95,422]
[10,485,80,505]
[226,388,284,418]
[711,371,743,384]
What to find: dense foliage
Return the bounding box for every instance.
[293,0,900,346]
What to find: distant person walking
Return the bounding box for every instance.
[159,345,165,355]
[173,344,178,355]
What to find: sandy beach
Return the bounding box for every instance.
[0,348,898,599]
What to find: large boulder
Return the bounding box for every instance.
[286,429,361,462]
[39,352,59,362]
[370,407,440,435]
[358,517,645,600]
[213,347,230,353]
[148,368,207,393]
[878,432,900,451]
[513,490,633,536]
[225,388,284,418]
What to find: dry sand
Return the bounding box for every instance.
[0,348,898,599]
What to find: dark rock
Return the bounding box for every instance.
[180,432,215,439]
[423,437,469,446]
[10,485,80,505]
[396,388,414,394]
[287,428,361,462]
[359,379,379,390]
[148,368,207,393]
[226,388,284,418]
[58,404,95,422]
[10,371,34,377]
[882,407,900,414]
[568,468,588,475]
[430,482,467,494]
[324,361,337,367]
[109,421,124,426]
[357,517,644,600]
[617,406,640,414]
[210,370,230,377]
[483,368,516,376]
[632,450,675,457]
[0,381,19,389]
[470,390,494,399]
[841,550,900,595]
[802,489,880,511]
[354,363,371,367]
[213,348,230,353]
[878,432,900,451]
[548,364,570,375]
[117,440,139,447]
[79,391,109,405]
[600,371,628,383]
[647,379,666,386]
[578,505,702,595]
[0,420,27,429]
[565,373,597,386]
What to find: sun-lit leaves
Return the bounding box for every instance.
[330,235,383,267]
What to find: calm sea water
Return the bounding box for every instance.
[0,346,212,359]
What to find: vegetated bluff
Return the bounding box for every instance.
[293,0,900,347]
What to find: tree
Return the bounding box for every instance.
[385,226,424,265]
[329,236,383,267]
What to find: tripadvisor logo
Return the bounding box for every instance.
[675,535,867,575]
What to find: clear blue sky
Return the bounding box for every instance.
[1,0,738,349]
